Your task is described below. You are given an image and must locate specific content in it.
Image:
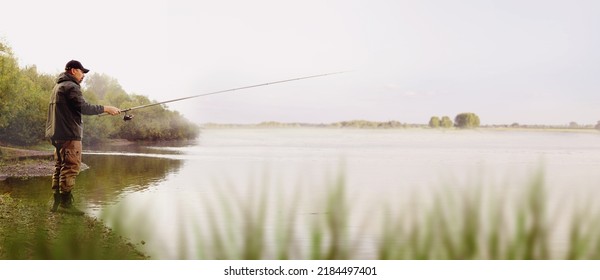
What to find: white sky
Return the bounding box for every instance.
[1,0,599,125]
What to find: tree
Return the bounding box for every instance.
[569,121,579,129]
[0,42,21,129]
[440,116,453,128]
[85,73,125,100]
[595,121,600,130]
[428,116,440,128]
[0,44,50,145]
[454,113,480,128]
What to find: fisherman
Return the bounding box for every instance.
[45,60,120,215]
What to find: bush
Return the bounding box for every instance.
[429,116,440,128]
[440,116,453,128]
[454,113,480,128]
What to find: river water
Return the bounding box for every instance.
[2,128,600,259]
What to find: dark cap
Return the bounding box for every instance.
[65,60,89,73]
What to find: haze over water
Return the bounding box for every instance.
[3,128,600,258]
[84,128,600,258]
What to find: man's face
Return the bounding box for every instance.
[71,68,85,83]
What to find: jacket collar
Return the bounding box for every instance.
[57,72,81,85]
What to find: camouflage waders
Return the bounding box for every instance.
[50,140,84,215]
[51,140,82,192]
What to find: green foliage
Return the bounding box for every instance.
[0,45,50,145]
[428,116,452,129]
[454,113,480,128]
[97,169,600,259]
[85,73,124,100]
[569,121,579,129]
[440,116,453,128]
[0,194,146,260]
[0,42,21,129]
[115,104,199,142]
[333,120,408,128]
[428,116,440,128]
[82,73,199,144]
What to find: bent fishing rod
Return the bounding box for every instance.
[101,71,347,121]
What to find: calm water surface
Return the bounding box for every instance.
[3,128,600,259]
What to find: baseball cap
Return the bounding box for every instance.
[65,60,89,73]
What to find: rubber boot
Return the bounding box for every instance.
[59,191,85,215]
[50,188,61,212]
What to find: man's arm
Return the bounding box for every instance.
[66,84,120,115]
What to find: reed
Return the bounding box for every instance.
[0,193,145,259]
[97,169,600,259]
[4,169,600,260]
[174,169,599,259]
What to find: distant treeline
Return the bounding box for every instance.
[203,120,426,129]
[203,119,600,130]
[0,42,199,146]
[487,123,600,129]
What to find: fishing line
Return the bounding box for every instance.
[100,71,348,121]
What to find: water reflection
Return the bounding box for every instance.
[2,129,600,259]
[79,154,183,209]
[87,140,197,155]
[0,152,183,211]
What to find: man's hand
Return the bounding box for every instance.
[104,106,121,116]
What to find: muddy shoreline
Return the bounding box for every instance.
[0,146,53,181]
[0,145,146,259]
[0,146,92,181]
[0,193,147,259]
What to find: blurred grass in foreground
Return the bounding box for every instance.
[0,193,146,259]
[3,169,600,260]
[102,169,600,260]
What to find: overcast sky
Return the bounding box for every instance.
[1,0,599,125]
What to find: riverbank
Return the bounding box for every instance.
[0,145,147,259]
[0,145,96,181]
[0,145,54,180]
[0,193,148,259]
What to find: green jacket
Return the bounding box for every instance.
[45,72,104,141]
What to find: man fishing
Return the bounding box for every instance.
[45,68,342,215]
[45,60,120,215]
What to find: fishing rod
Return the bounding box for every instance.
[101,71,348,121]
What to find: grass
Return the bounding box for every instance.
[4,169,600,259]
[91,168,600,260]
[0,193,147,260]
